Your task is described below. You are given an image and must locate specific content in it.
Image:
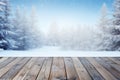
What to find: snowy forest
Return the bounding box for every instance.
[0,0,120,51]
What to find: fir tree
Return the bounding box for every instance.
[96,3,112,51]
[0,0,13,50]
[110,0,120,50]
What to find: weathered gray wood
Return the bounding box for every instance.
[79,58,105,80]
[0,58,23,77]
[23,58,45,80]
[0,57,119,80]
[0,58,30,80]
[49,57,66,80]
[13,58,38,80]
[87,58,118,80]
[114,57,120,61]
[36,58,52,80]
[102,58,120,72]
[0,57,16,69]
[95,57,120,80]
[64,57,80,80]
[0,57,8,63]
[108,58,120,65]
[72,57,92,80]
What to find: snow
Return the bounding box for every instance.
[0,2,5,11]
[0,2,5,5]
[0,8,3,11]
[0,46,120,57]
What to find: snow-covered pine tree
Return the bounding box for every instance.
[47,22,59,46]
[0,1,5,11]
[96,3,112,50]
[59,27,74,49]
[110,0,120,50]
[0,0,14,50]
[13,6,44,50]
[113,0,120,26]
[13,7,29,50]
[0,0,7,50]
[99,3,109,32]
[27,6,43,49]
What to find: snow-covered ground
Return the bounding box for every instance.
[0,46,120,57]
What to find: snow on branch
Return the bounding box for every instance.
[0,2,6,6]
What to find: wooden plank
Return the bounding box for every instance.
[96,57,120,79]
[36,58,52,80]
[0,58,30,80]
[87,58,117,80]
[23,58,45,80]
[0,57,119,80]
[72,57,92,80]
[79,58,105,80]
[0,57,16,69]
[0,58,23,77]
[13,58,38,80]
[49,57,66,80]
[95,58,120,80]
[102,58,120,72]
[64,57,79,80]
[108,58,120,65]
[0,57,8,63]
[114,57,120,61]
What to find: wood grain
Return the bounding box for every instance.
[0,57,119,80]
[49,57,66,80]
